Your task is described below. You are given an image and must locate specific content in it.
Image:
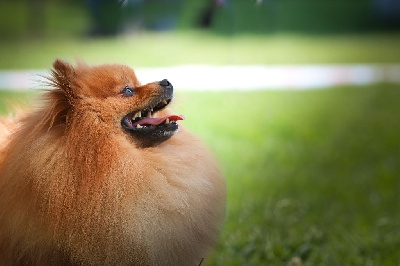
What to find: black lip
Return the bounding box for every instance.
[123,122,179,148]
[121,97,172,130]
[121,95,179,147]
[122,118,179,148]
[121,114,179,132]
[122,121,178,133]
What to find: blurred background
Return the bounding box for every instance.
[0,0,400,265]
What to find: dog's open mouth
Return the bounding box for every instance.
[121,98,184,145]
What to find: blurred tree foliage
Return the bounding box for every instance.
[0,0,399,39]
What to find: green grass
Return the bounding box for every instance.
[176,85,400,265]
[1,32,400,69]
[1,84,400,264]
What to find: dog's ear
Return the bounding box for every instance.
[41,59,78,130]
[50,58,77,100]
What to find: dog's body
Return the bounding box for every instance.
[0,60,225,265]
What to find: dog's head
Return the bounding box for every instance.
[44,59,184,147]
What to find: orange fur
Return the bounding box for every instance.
[0,60,225,265]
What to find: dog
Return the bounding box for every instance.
[0,59,225,265]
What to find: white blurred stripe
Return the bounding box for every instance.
[0,64,399,91]
[0,70,47,91]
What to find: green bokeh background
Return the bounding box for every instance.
[0,0,399,265]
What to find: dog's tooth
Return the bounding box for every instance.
[165,118,170,124]
[162,100,168,105]
[136,124,143,129]
[147,112,152,118]
[137,111,142,117]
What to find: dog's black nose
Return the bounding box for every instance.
[158,79,172,90]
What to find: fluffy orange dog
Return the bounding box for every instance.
[0,59,225,265]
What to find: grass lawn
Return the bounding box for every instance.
[1,84,399,264]
[1,32,400,69]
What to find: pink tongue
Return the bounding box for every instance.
[132,115,185,127]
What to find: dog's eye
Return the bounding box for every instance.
[122,86,135,97]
